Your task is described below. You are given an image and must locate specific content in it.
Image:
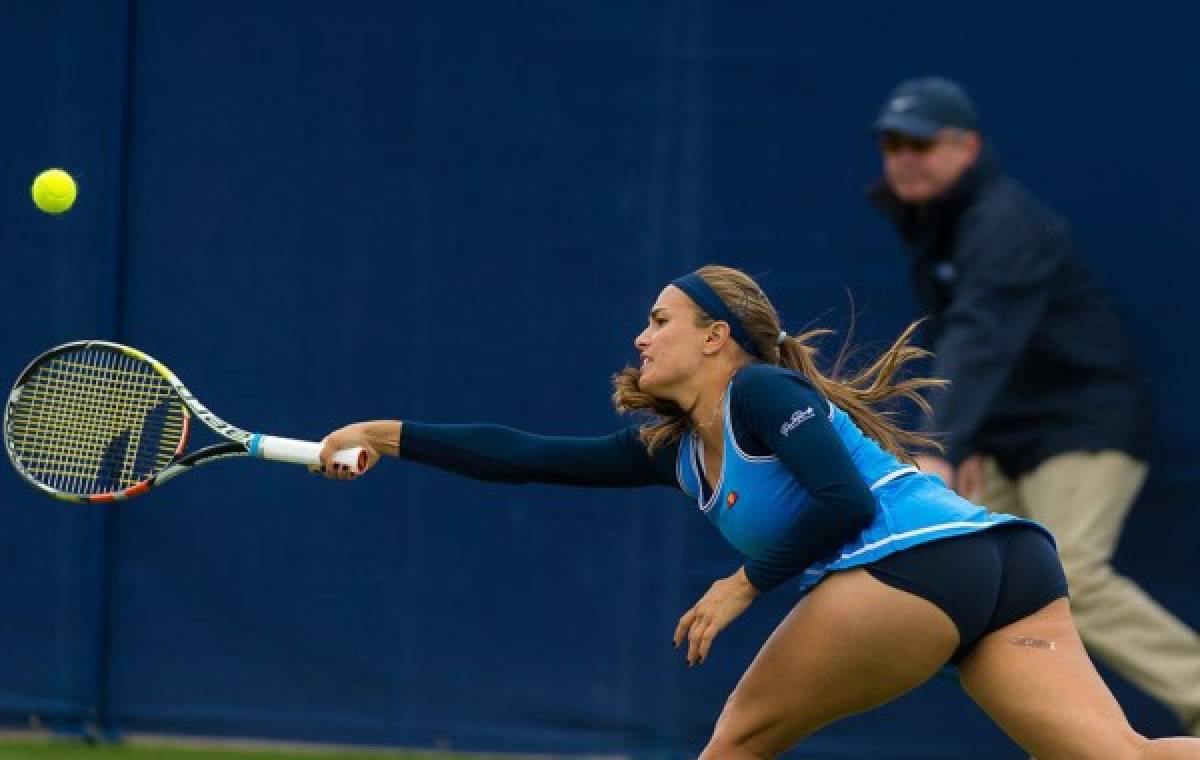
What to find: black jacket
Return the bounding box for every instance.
[869,151,1151,476]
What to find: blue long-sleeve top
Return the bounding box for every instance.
[398,364,879,593]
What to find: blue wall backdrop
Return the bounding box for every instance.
[1,2,1197,758]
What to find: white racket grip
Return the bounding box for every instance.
[247,434,367,473]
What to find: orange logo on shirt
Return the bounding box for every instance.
[726,491,738,509]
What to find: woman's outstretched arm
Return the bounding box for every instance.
[317,419,679,488]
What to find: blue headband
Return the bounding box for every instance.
[670,273,763,358]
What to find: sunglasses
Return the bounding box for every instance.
[878,132,937,155]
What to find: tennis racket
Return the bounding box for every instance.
[4,340,366,503]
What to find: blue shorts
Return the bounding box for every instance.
[865,523,1069,663]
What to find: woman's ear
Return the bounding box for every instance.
[704,322,731,355]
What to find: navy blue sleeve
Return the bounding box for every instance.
[398,422,679,488]
[730,366,877,592]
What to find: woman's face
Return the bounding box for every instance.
[634,285,710,397]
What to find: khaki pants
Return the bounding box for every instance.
[982,450,1200,734]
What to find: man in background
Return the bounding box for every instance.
[867,75,1200,734]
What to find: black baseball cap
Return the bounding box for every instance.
[873,77,979,139]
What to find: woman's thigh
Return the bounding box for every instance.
[958,598,1144,759]
[701,568,959,758]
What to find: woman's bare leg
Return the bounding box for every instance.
[699,568,959,758]
[959,598,1200,759]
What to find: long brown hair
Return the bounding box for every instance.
[611,265,944,461]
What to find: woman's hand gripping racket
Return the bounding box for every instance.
[3,340,367,503]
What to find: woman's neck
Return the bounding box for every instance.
[688,362,747,443]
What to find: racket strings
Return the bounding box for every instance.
[9,351,141,491]
[7,347,186,494]
[11,354,179,492]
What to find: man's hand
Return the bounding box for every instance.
[955,454,985,503]
[673,568,759,667]
[914,454,957,490]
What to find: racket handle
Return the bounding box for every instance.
[247,434,368,473]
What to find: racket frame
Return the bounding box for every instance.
[5,340,363,503]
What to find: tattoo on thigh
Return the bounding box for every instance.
[1009,636,1056,650]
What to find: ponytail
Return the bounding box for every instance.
[613,265,944,460]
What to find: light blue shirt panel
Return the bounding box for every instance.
[676,397,1044,583]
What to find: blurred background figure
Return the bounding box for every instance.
[867,75,1200,736]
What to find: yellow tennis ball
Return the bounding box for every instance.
[31,168,77,214]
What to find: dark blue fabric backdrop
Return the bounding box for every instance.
[2,2,1197,757]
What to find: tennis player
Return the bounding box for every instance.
[316,265,1200,758]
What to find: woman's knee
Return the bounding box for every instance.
[1034,725,1148,759]
[699,696,795,760]
[698,737,767,760]
[699,725,777,760]
[1123,730,1155,760]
